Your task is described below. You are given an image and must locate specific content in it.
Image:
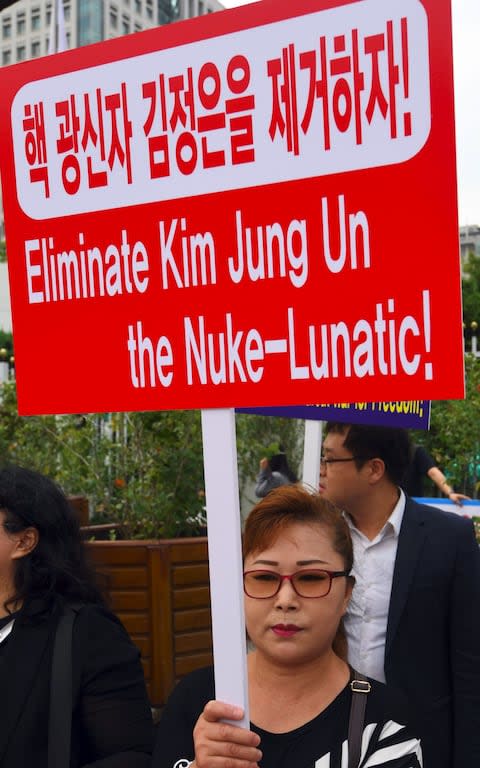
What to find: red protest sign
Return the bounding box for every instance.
[0,0,463,415]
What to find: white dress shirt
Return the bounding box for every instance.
[343,491,405,683]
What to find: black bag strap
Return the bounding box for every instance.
[48,604,82,768]
[348,670,371,768]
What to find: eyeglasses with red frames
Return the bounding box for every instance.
[243,569,350,599]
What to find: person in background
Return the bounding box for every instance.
[254,446,298,497]
[319,422,480,768]
[153,485,422,768]
[403,442,470,505]
[0,464,153,767]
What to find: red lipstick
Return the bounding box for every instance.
[272,624,301,637]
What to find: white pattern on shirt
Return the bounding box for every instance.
[0,618,15,645]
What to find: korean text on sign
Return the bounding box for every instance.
[13,0,430,220]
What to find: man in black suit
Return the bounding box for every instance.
[319,422,480,768]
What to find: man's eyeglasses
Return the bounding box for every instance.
[243,569,350,599]
[320,456,367,469]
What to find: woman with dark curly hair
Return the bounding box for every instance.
[0,464,153,767]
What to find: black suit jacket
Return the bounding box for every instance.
[0,602,153,767]
[384,498,480,768]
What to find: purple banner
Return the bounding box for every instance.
[236,401,431,429]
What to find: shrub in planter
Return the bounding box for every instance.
[0,380,303,536]
[0,383,207,537]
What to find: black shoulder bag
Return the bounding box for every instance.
[348,671,371,768]
[48,604,82,768]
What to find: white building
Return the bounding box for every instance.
[460,225,480,263]
[1,0,153,64]
[0,0,223,65]
[0,0,224,288]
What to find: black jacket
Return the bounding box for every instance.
[384,498,480,767]
[0,601,153,767]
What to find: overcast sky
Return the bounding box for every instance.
[221,0,479,227]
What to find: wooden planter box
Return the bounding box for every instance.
[85,537,212,708]
[69,495,90,527]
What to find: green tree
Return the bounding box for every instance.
[0,330,13,359]
[0,241,6,263]
[413,354,480,497]
[0,383,206,537]
[462,251,480,334]
[0,380,303,536]
[235,412,303,504]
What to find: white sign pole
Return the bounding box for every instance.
[302,420,323,490]
[201,408,249,727]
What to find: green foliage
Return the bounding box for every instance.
[235,412,303,498]
[0,330,13,361]
[412,354,480,497]
[0,242,6,263]
[462,252,480,330]
[0,382,206,538]
[410,253,480,499]
[0,380,303,536]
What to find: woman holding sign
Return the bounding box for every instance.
[153,485,422,768]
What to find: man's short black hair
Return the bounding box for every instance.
[325,422,411,485]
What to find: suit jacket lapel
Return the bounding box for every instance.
[385,500,427,658]
[0,608,56,763]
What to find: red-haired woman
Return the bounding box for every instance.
[154,484,422,768]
